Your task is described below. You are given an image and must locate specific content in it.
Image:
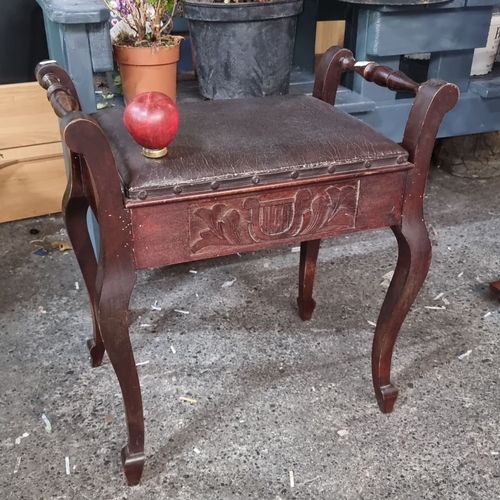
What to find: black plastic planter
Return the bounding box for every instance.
[183,0,304,99]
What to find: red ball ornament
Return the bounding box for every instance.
[123,91,180,159]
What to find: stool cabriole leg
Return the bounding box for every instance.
[62,155,105,367]
[98,266,144,485]
[372,221,432,413]
[297,239,321,321]
[62,117,146,486]
[370,80,459,413]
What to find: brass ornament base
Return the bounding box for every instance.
[142,147,167,159]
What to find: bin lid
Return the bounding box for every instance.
[36,0,110,24]
[336,0,448,4]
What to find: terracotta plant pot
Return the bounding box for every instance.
[114,43,181,104]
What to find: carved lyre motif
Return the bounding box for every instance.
[244,189,312,241]
[190,181,359,254]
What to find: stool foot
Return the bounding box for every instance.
[490,281,500,300]
[375,384,399,414]
[87,338,105,367]
[297,297,316,321]
[122,445,145,486]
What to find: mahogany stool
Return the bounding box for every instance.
[36,47,458,486]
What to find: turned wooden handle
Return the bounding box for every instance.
[313,47,421,106]
[346,58,420,93]
[35,61,80,117]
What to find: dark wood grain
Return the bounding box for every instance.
[130,172,407,270]
[38,57,458,485]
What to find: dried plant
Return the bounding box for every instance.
[106,0,182,45]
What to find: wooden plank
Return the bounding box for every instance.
[0,82,61,150]
[0,143,65,223]
[366,8,491,57]
[0,142,63,163]
[315,21,345,55]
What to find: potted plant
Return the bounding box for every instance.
[183,0,304,100]
[105,0,183,103]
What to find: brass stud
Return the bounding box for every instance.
[327,165,336,174]
[251,175,260,185]
[397,155,407,164]
[290,171,299,179]
[364,160,372,169]
[210,181,220,190]
[173,185,183,195]
[138,190,147,200]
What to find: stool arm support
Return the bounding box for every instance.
[61,113,127,229]
[313,46,354,105]
[402,80,459,170]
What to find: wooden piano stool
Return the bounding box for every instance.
[36,47,458,485]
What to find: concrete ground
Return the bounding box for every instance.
[1,166,500,500]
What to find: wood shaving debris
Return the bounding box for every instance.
[105,415,114,423]
[50,241,73,252]
[311,387,316,392]
[136,361,150,367]
[75,282,79,290]
[38,306,47,314]
[367,320,377,327]
[381,270,394,289]
[382,270,394,280]
[458,350,472,361]
[41,413,52,433]
[491,451,499,456]
[221,277,237,288]
[15,432,29,445]
[291,247,300,253]
[424,306,446,310]
[433,292,445,301]
[458,271,464,278]
[179,396,197,404]
[140,324,152,327]
[484,311,492,318]
[14,456,21,473]
[189,270,198,274]
[337,429,349,437]
[194,448,201,454]
[170,345,176,354]
[65,456,71,475]
[174,309,190,315]
[303,476,320,485]
[289,471,295,488]
[442,298,450,306]
[151,301,162,311]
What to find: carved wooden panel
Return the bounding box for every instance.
[131,171,407,270]
[189,181,360,255]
